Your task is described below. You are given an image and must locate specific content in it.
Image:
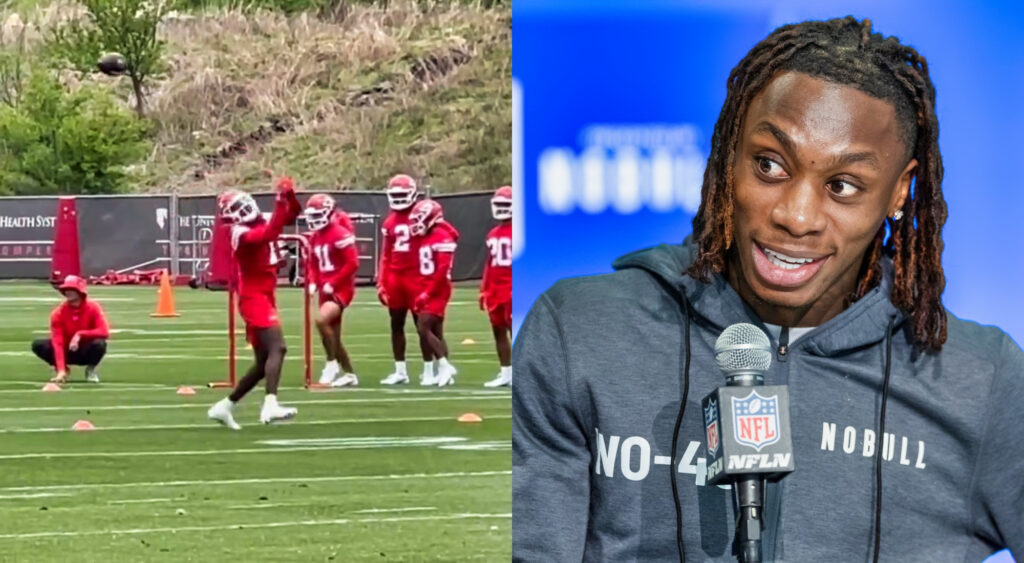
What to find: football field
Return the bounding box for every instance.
[0,283,511,562]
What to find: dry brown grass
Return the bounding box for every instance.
[132,0,509,193]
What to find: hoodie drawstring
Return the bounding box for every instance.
[872,317,896,563]
[668,289,692,563]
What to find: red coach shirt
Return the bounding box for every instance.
[49,299,110,372]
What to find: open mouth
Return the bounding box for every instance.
[751,242,829,288]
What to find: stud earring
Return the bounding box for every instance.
[892,210,904,221]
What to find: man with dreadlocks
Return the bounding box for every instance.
[513,17,1023,563]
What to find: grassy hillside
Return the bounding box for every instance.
[3,1,510,193]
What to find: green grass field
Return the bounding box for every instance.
[0,283,511,562]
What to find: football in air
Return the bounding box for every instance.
[97,53,128,76]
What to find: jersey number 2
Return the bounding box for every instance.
[394,224,411,252]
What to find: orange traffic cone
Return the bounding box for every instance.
[150,270,180,318]
[176,386,196,395]
[42,382,62,392]
[457,413,483,423]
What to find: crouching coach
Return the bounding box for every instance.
[32,275,110,384]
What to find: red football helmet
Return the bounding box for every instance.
[409,199,443,236]
[491,185,512,220]
[304,193,335,231]
[386,174,418,210]
[217,190,260,224]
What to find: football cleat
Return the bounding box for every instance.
[483,372,512,388]
[84,366,100,383]
[409,199,443,236]
[386,174,419,210]
[434,364,457,387]
[208,398,242,430]
[419,373,437,386]
[330,373,359,388]
[259,400,297,424]
[318,363,340,385]
[381,372,409,385]
[304,193,336,231]
[491,186,512,220]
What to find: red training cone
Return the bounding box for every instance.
[176,386,197,396]
[42,382,62,392]
[72,420,95,431]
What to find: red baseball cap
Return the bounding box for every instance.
[58,275,88,296]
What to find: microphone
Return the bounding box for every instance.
[702,323,795,563]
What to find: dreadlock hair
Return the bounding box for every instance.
[688,16,947,352]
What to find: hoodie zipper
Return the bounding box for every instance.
[777,326,790,363]
[765,325,790,560]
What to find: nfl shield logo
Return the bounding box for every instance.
[732,390,780,451]
[704,399,720,455]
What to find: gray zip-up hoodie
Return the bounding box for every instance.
[513,241,1024,562]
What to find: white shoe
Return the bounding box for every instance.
[208,399,241,430]
[381,372,409,385]
[330,373,358,388]
[318,364,339,385]
[259,401,297,424]
[484,373,512,387]
[435,365,457,387]
[419,373,437,386]
[85,366,100,383]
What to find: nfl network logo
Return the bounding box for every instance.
[732,391,780,452]
[704,399,720,455]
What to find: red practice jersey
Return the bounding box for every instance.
[417,221,460,299]
[49,299,110,372]
[307,216,359,291]
[230,192,301,298]
[481,222,512,306]
[380,209,421,276]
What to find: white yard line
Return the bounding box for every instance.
[0,493,72,500]
[107,498,173,505]
[0,414,512,434]
[0,395,508,413]
[0,351,494,361]
[0,470,511,493]
[353,507,436,514]
[0,436,491,459]
[0,512,512,540]
[0,381,509,395]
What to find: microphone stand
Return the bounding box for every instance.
[728,369,765,563]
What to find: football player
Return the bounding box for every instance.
[409,199,459,387]
[304,193,359,387]
[207,178,302,429]
[481,186,512,387]
[377,174,433,385]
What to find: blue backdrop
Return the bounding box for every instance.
[513,2,1022,561]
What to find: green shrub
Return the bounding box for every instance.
[0,71,150,195]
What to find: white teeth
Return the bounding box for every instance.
[763,247,815,270]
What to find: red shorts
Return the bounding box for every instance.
[383,271,422,311]
[318,284,354,309]
[487,300,512,328]
[414,287,452,319]
[239,292,279,344]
